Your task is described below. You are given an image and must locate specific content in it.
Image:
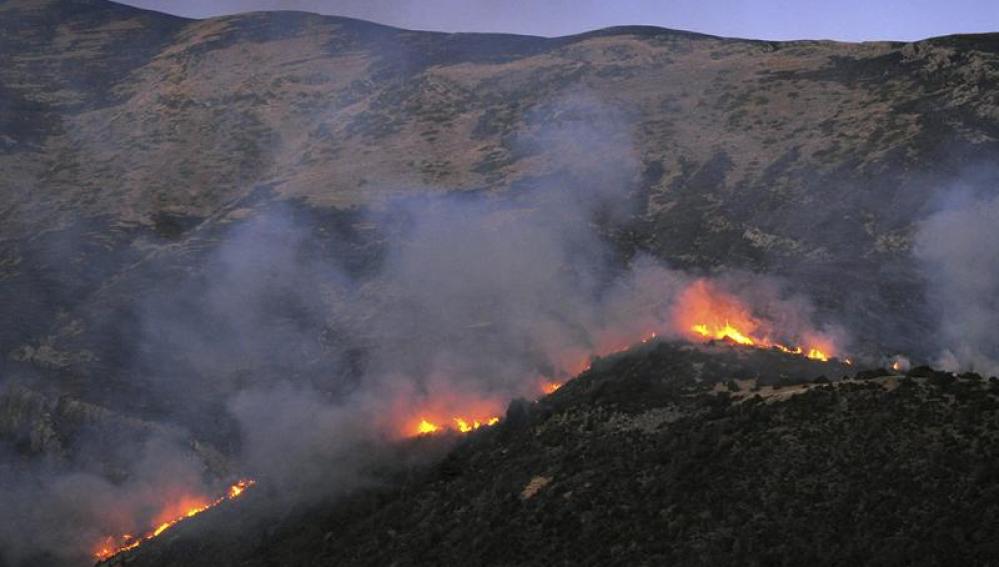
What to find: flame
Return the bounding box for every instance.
[889,356,910,373]
[692,322,755,345]
[94,480,255,563]
[93,274,853,563]
[416,419,441,434]
[404,280,842,440]
[411,414,499,436]
[453,416,499,433]
[675,279,837,362]
[806,348,829,362]
[541,381,562,394]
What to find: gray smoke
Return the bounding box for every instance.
[0,429,210,566]
[218,92,673,497]
[0,92,845,564]
[914,191,999,376]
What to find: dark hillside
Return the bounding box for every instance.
[122,342,999,566]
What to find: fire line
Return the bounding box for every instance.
[93,479,255,563]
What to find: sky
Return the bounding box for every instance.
[115,0,999,42]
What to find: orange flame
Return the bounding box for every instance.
[404,280,842,440]
[416,419,441,434]
[94,480,255,563]
[675,279,835,362]
[411,415,499,436]
[692,322,754,345]
[453,416,500,433]
[541,381,562,394]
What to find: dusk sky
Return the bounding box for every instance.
[116,0,999,42]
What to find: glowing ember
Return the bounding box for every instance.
[94,480,255,563]
[675,279,838,362]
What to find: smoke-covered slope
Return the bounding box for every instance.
[4,0,999,338]
[5,0,999,391]
[121,342,999,567]
[3,0,999,408]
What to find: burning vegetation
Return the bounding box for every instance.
[93,480,255,563]
[405,279,846,439]
[75,269,862,567]
[541,381,562,394]
[674,279,837,362]
[413,416,501,436]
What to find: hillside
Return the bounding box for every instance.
[4,0,999,366]
[120,342,999,566]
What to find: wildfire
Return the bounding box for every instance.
[416,419,441,434]
[412,415,499,436]
[677,279,835,362]
[541,381,562,394]
[94,479,255,563]
[692,322,754,346]
[406,280,844,439]
[454,416,500,433]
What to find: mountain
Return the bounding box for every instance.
[3,1,999,565]
[4,1,999,377]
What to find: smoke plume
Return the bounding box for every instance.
[915,191,999,376]
[0,93,845,565]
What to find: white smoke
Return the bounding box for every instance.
[914,191,999,376]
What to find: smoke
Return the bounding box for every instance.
[213,179,845,505]
[0,430,211,566]
[670,272,848,353]
[914,191,999,376]
[227,383,387,497]
[217,92,667,497]
[0,93,845,564]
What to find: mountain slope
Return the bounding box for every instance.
[122,342,999,567]
[4,2,999,378]
[5,0,999,378]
